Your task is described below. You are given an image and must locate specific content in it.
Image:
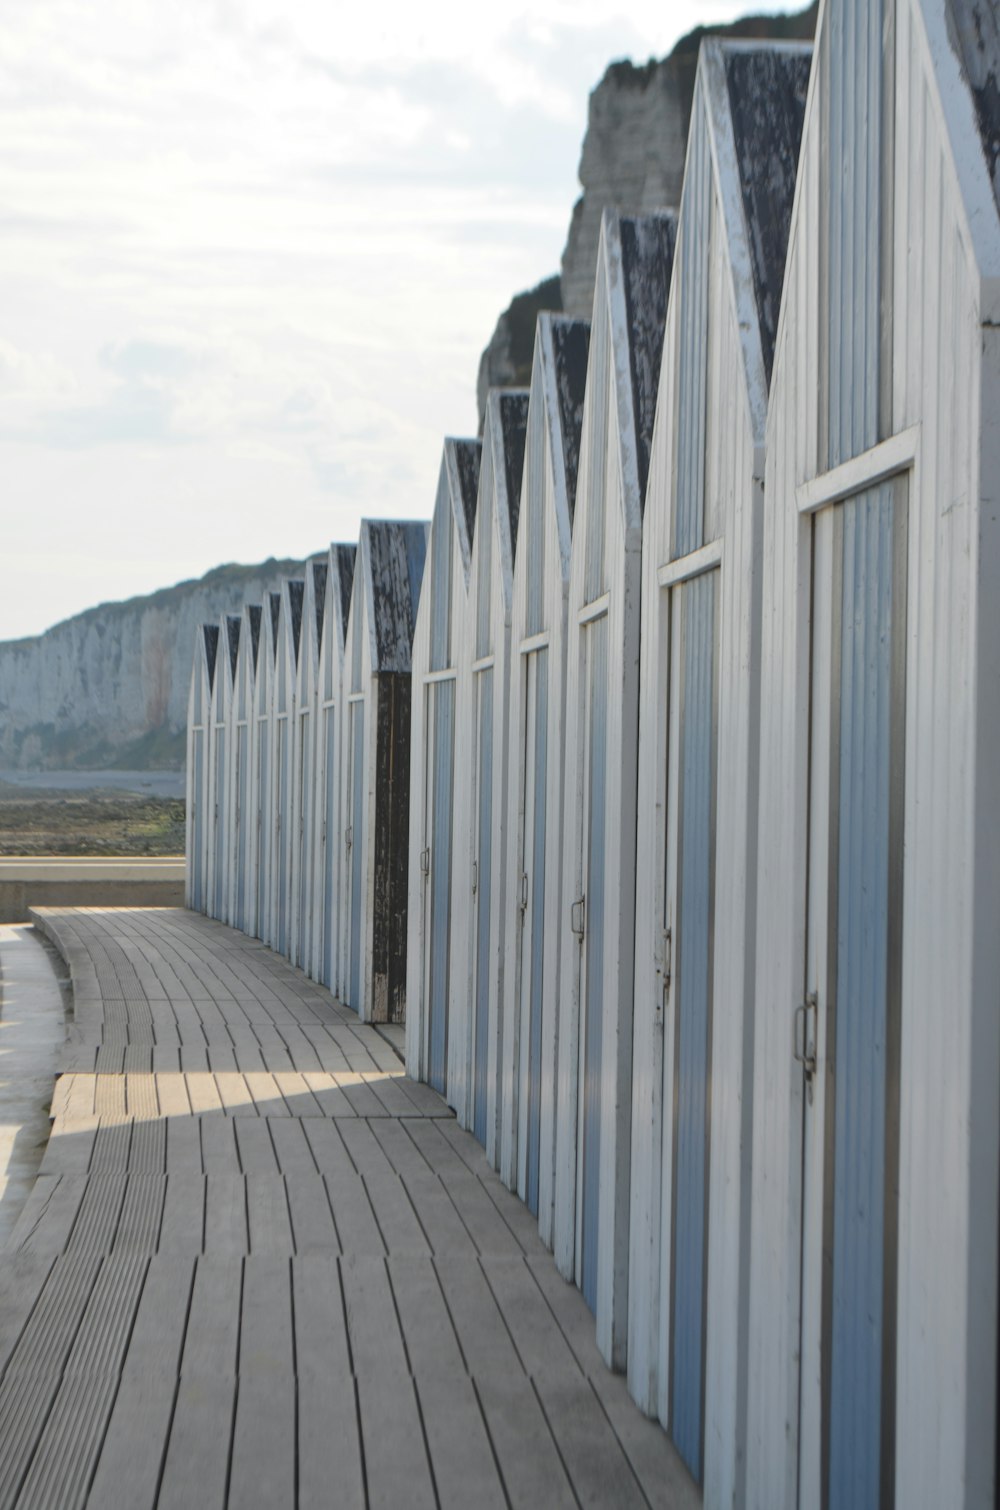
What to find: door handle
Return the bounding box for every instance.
[794,992,818,1082]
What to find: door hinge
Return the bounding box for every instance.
[520,872,529,911]
[420,847,430,876]
[794,991,818,1093]
[571,896,585,939]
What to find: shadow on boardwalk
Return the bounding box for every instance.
[0,907,697,1510]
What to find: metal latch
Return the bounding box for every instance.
[571,897,585,938]
[345,825,352,850]
[520,872,529,911]
[794,992,818,1092]
[471,860,478,895]
[420,847,430,876]
[662,927,672,993]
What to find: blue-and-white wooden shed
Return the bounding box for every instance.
[185,622,219,913]
[269,577,303,960]
[497,315,589,1242]
[290,556,327,974]
[311,543,357,994]
[554,209,676,1366]
[340,519,428,1022]
[406,438,480,1096]
[250,592,281,947]
[626,40,808,1500]
[748,2,1000,1505]
[229,601,261,936]
[449,390,529,1163]
[206,613,240,923]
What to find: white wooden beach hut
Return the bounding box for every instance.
[554,209,676,1367]
[290,556,327,973]
[449,390,529,1164]
[340,519,428,1022]
[185,622,219,913]
[206,613,240,922]
[405,438,480,1096]
[747,2,1000,1505]
[250,592,280,945]
[229,602,262,935]
[270,577,303,960]
[497,316,589,1243]
[311,544,357,994]
[626,40,808,1500]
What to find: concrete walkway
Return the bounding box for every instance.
[0,907,697,1510]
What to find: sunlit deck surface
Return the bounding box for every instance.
[0,907,696,1510]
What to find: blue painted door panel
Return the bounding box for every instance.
[236,725,248,930]
[192,729,205,911]
[256,723,269,937]
[429,680,455,1095]
[525,648,548,1217]
[349,704,364,1012]
[582,615,608,1313]
[298,711,311,965]
[473,667,494,1147]
[323,705,337,987]
[276,720,289,955]
[214,733,226,916]
[670,570,718,1483]
[826,481,903,1510]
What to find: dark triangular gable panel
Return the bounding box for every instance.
[202,623,220,691]
[947,0,1000,218]
[311,558,328,646]
[366,520,428,672]
[619,213,677,506]
[499,392,530,551]
[226,615,241,681]
[269,592,281,662]
[724,45,811,385]
[550,317,591,526]
[334,545,356,643]
[454,439,481,548]
[248,604,262,672]
[288,580,305,664]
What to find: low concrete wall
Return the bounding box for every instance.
[0,857,186,922]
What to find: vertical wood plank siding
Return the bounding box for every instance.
[186,5,1000,1500]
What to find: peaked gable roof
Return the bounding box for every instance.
[247,603,262,673]
[310,558,328,647]
[202,623,220,691]
[613,211,678,509]
[224,615,241,683]
[362,519,429,672]
[720,43,811,385]
[547,315,591,526]
[947,0,1000,220]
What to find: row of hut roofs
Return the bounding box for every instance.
[187,8,1000,1509]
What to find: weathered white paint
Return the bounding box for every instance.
[250,593,279,948]
[206,614,239,924]
[311,544,355,997]
[269,579,301,960]
[184,623,217,912]
[555,209,675,1370]
[448,391,527,1165]
[339,519,428,1023]
[290,559,325,972]
[627,39,811,1504]
[406,439,479,1087]
[499,315,588,1251]
[228,602,261,936]
[747,1,1000,1504]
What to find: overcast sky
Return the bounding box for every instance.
[1,0,794,641]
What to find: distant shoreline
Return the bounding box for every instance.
[0,769,185,800]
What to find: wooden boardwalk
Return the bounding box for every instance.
[0,907,697,1510]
